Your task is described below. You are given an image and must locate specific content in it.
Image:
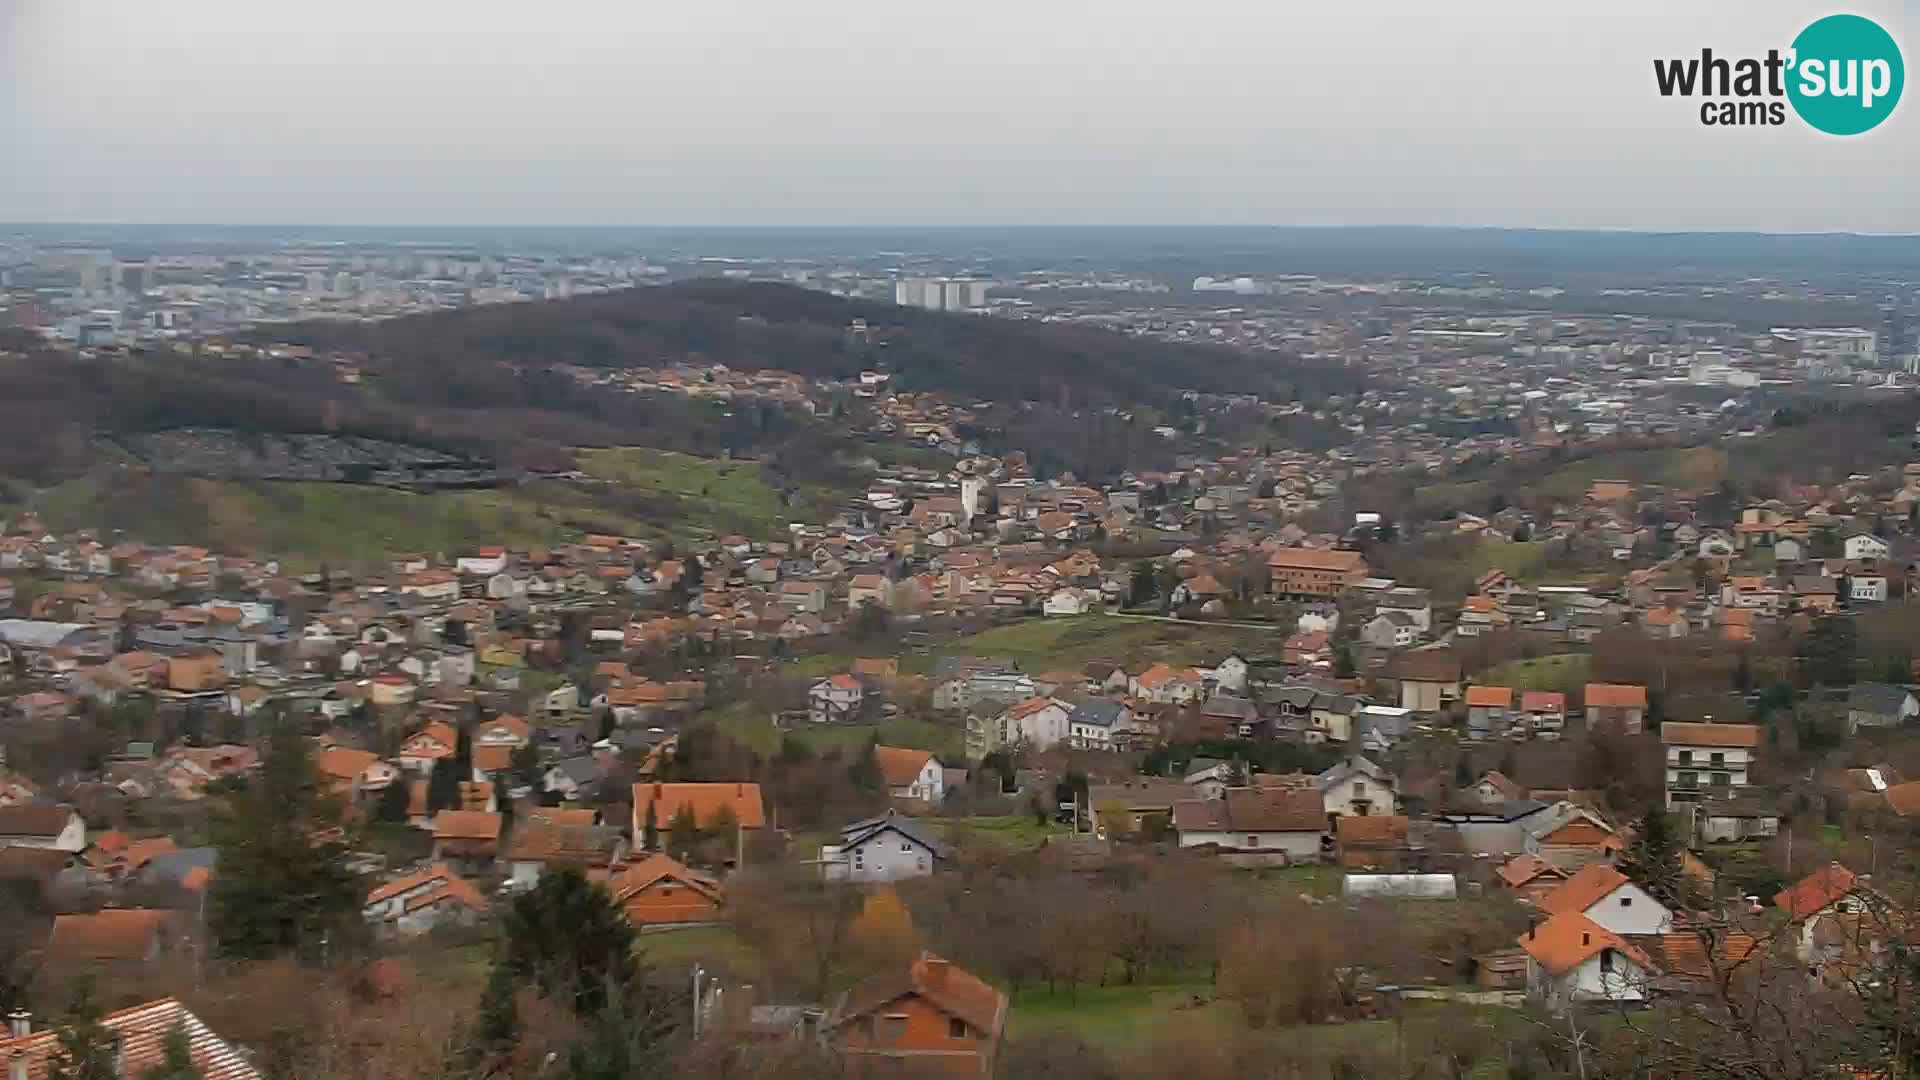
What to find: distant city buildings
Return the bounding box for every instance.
[893,276,990,312]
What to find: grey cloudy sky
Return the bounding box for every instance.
[2,0,1917,230]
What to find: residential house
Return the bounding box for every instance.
[430,810,503,875]
[1129,663,1205,705]
[1172,786,1329,863]
[848,574,895,610]
[1464,685,1514,740]
[1583,683,1648,734]
[1471,770,1528,805]
[822,811,945,883]
[1519,912,1656,1012]
[876,746,945,803]
[1376,587,1433,633]
[40,909,189,982]
[610,853,724,927]
[1496,854,1573,904]
[1774,862,1869,965]
[1066,699,1139,751]
[542,756,600,801]
[1519,691,1568,739]
[362,863,488,937]
[998,696,1073,751]
[1661,722,1760,808]
[1336,814,1412,871]
[502,820,629,889]
[1362,610,1419,649]
[826,953,1008,1079]
[1388,648,1461,715]
[630,783,767,860]
[0,804,86,852]
[1537,863,1674,936]
[1315,756,1399,819]
[0,997,260,1079]
[1266,547,1369,598]
[1847,683,1918,733]
[809,674,866,724]
[1845,533,1892,560]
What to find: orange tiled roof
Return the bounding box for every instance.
[1775,862,1858,921]
[1517,911,1653,976]
[631,782,766,829]
[1537,863,1630,917]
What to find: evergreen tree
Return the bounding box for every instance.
[208,724,363,961]
[704,804,740,865]
[374,776,412,824]
[451,954,520,1077]
[558,972,683,1080]
[666,804,699,863]
[493,770,515,832]
[641,802,659,852]
[1129,560,1156,607]
[1805,615,1860,687]
[510,742,542,791]
[1619,808,1690,909]
[848,736,884,796]
[47,979,116,1080]
[426,756,461,815]
[141,1022,201,1080]
[1334,645,1357,679]
[502,869,637,1015]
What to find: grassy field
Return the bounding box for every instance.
[922,814,1072,850]
[577,446,816,538]
[29,468,680,569]
[922,615,1282,672]
[1480,653,1592,692]
[1010,983,1234,1044]
[1534,446,1726,502]
[710,703,964,760]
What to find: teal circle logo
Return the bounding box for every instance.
[1788,14,1903,135]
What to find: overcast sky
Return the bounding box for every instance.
[3,1,1916,231]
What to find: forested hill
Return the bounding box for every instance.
[263,280,1344,407]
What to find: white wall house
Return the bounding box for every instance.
[821,813,942,883]
[1537,864,1673,936]
[1521,912,1653,1013]
[1660,722,1758,809]
[1845,534,1891,560]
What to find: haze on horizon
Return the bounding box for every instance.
[4,0,1918,233]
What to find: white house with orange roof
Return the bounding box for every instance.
[810,674,866,724]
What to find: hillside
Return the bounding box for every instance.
[263,279,1349,407]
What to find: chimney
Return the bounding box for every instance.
[923,956,950,986]
[5,1011,25,1038]
[9,1048,26,1080]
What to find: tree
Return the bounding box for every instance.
[848,736,884,797]
[1334,645,1357,679]
[451,954,519,1078]
[208,724,363,961]
[558,972,684,1080]
[641,801,659,853]
[1129,560,1157,607]
[374,776,412,824]
[701,803,740,866]
[492,770,515,831]
[502,868,637,1015]
[667,804,700,864]
[1618,808,1691,909]
[47,979,116,1080]
[1804,615,1860,687]
[142,1022,201,1080]
[426,756,462,815]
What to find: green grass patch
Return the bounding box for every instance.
[637,924,762,981]
[1009,982,1231,1045]
[924,814,1071,851]
[1480,653,1591,691]
[1534,447,1726,502]
[578,446,811,538]
[930,614,1280,672]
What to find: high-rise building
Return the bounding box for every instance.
[894,276,990,313]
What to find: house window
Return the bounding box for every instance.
[1600,949,1615,974]
[1711,772,1732,788]
[1619,896,1631,907]
[1678,750,1694,766]
[949,1018,968,1039]
[1245,835,1259,848]
[902,842,913,852]
[880,1015,908,1043]
[1709,752,1725,768]
[1678,771,1698,789]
